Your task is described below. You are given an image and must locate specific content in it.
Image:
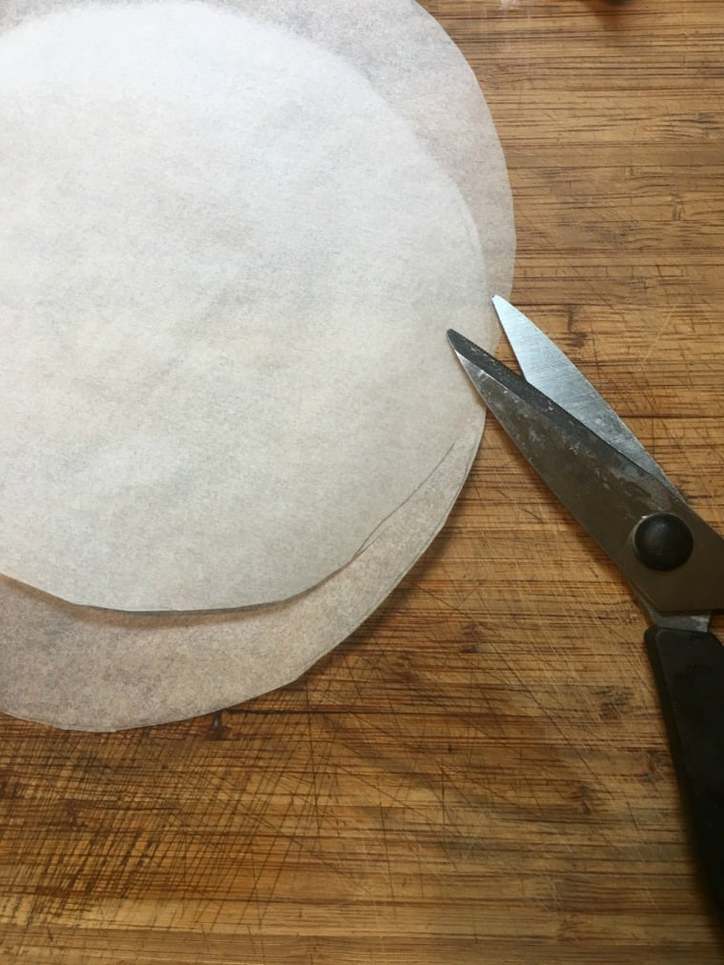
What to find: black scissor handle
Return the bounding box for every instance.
[645,626,724,911]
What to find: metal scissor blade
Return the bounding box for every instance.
[491,296,674,491]
[447,330,724,614]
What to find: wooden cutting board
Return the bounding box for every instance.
[1,1,724,962]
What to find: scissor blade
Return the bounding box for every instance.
[491,296,673,491]
[447,330,724,614]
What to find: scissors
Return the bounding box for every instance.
[449,298,724,911]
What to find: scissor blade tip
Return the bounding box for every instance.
[492,294,520,324]
[447,329,480,359]
[447,331,495,384]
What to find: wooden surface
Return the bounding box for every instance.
[2,0,724,962]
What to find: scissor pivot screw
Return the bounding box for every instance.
[633,513,694,571]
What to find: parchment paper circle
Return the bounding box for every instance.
[0,0,515,730]
[0,0,490,611]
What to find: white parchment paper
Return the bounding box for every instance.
[0,0,490,611]
[0,0,515,730]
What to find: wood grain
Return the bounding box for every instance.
[2,0,724,961]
